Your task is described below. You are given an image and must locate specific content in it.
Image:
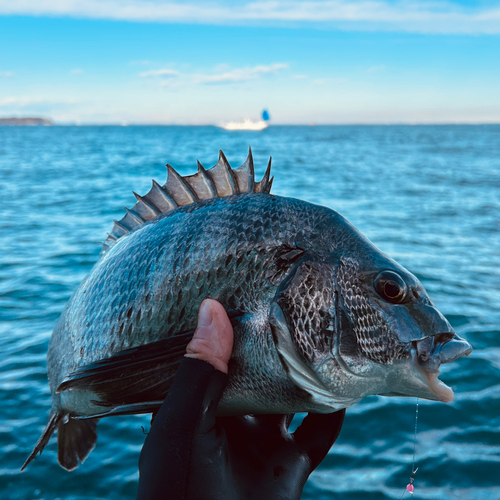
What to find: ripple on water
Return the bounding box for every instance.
[1,125,499,500]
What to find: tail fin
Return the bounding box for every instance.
[57,417,98,471]
[21,411,64,471]
[21,411,98,471]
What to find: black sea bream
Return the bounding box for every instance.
[23,149,472,471]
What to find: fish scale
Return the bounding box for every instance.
[23,149,472,472]
[65,194,295,366]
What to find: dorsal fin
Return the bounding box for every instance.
[102,148,273,254]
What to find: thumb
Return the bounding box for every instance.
[185,299,234,373]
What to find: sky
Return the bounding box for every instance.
[0,0,499,124]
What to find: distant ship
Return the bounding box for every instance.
[220,110,270,131]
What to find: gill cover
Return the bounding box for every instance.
[269,302,344,412]
[269,256,350,411]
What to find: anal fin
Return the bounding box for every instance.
[21,411,99,471]
[58,417,98,471]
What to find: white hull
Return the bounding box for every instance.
[219,119,269,131]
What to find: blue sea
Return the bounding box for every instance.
[1,125,499,499]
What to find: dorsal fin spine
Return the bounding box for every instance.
[118,214,140,231]
[266,177,274,193]
[208,151,236,197]
[156,180,178,207]
[149,180,178,211]
[182,161,218,201]
[124,208,144,224]
[255,157,272,193]
[234,147,255,193]
[246,146,255,191]
[196,161,217,197]
[112,220,130,234]
[165,164,198,205]
[102,150,273,254]
[219,150,238,194]
[133,192,160,217]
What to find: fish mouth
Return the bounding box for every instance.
[411,333,472,402]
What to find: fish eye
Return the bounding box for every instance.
[374,270,408,304]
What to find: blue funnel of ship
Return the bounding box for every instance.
[262,110,270,122]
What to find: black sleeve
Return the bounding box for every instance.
[136,357,228,500]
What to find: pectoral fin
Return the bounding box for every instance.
[57,331,195,411]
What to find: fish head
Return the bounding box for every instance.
[321,249,473,404]
[272,230,472,410]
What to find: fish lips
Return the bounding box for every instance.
[392,296,473,371]
[415,333,473,373]
[376,297,472,402]
[411,334,472,402]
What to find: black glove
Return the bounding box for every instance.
[136,357,345,500]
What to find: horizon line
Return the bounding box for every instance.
[2,122,500,127]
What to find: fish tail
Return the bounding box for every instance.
[21,410,64,471]
[21,411,98,471]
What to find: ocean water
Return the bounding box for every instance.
[1,125,499,500]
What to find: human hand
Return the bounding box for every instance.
[137,299,345,500]
[184,299,234,373]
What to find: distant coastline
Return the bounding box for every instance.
[0,117,53,126]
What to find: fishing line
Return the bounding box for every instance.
[400,398,419,499]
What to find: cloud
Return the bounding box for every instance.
[70,68,83,74]
[0,97,41,106]
[0,96,75,107]
[139,68,179,77]
[141,63,288,86]
[0,71,14,77]
[0,0,499,34]
[193,63,288,84]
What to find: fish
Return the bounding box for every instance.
[22,148,472,471]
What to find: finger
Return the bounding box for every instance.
[293,409,346,471]
[150,409,158,425]
[218,415,255,438]
[139,358,227,490]
[285,413,295,430]
[138,357,228,498]
[185,299,234,373]
[147,358,226,436]
[253,414,295,432]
